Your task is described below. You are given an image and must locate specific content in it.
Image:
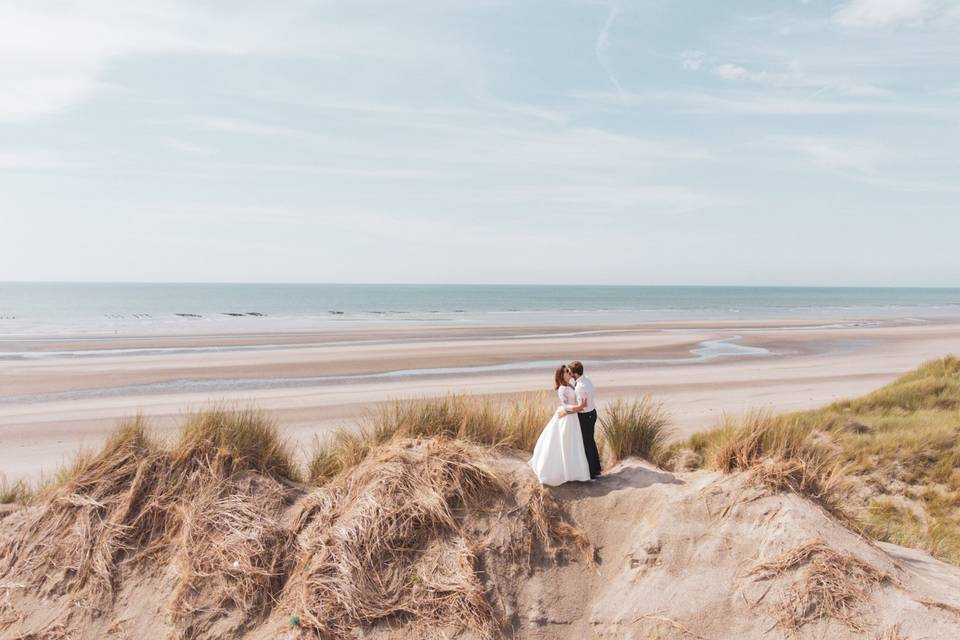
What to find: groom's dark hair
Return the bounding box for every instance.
[568,361,584,376]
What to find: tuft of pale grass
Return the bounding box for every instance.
[370,393,553,450]
[307,429,375,485]
[705,411,812,473]
[307,393,553,484]
[174,407,298,481]
[598,397,671,465]
[750,539,893,634]
[0,474,31,505]
[689,411,851,517]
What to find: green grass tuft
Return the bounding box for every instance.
[676,355,960,565]
[831,355,960,413]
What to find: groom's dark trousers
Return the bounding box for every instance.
[577,409,602,478]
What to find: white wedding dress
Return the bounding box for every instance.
[528,385,591,486]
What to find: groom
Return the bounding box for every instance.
[567,361,602,479]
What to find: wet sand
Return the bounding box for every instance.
[2,318,959,481]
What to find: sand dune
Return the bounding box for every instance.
[2,441,958,639]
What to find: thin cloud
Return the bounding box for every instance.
[766,134,895,173]
[709,60,889,97]
[0,149,75,170]
[714,64,749,80]
[681,50,706,70]
[157,138,215,156]
[596,6,625,94]
[177,116,321,139]
[570,88,939,116]
[833,0,938,28]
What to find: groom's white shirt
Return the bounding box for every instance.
[574,375,595,413]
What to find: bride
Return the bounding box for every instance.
[528,365,592,485]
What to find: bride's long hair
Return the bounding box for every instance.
[553,365,570,390]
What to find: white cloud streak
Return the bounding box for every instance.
[595,6,624,94]
[714,64,749,80]
[766,134,895,172]
[833,0,939,28]
[0,149,74,170]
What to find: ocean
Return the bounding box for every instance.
[1,282,960,335]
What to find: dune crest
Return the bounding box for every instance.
[2,435,960,639]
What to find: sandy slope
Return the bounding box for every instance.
[2,448,959,639]
[522,459,960,638]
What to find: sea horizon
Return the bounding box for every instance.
[3,282,960,336]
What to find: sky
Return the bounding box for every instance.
[1,0,958,286]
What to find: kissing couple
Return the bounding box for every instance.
[528,361,602,486]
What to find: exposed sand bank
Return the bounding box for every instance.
[2,318,959,480]
[3,440,959,639]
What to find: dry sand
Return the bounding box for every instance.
[517,458,960,639]
[3,443,959,639]
[2,317,960,480]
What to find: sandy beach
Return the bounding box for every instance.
[2,317,959,481]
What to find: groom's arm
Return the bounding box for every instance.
[558,401,584,416]
[558,391,587,416]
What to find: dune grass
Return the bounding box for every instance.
[832,355,960,413]
[309,392,680,485]
[0,474,32,505]
[308,393,553,484]
[174,407,299,480]
[672,355,960,564]
[0,407,298,634]
[599,397,671,465]
[370,392,552,450]
[290,437,592,638]
[1,405,590,639]
[671,410,850,516]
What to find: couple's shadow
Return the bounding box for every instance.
[550,460,683,499]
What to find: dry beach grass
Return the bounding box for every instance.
[308,392,553,484]
[750,539,893,634]
[0,406,588,639]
